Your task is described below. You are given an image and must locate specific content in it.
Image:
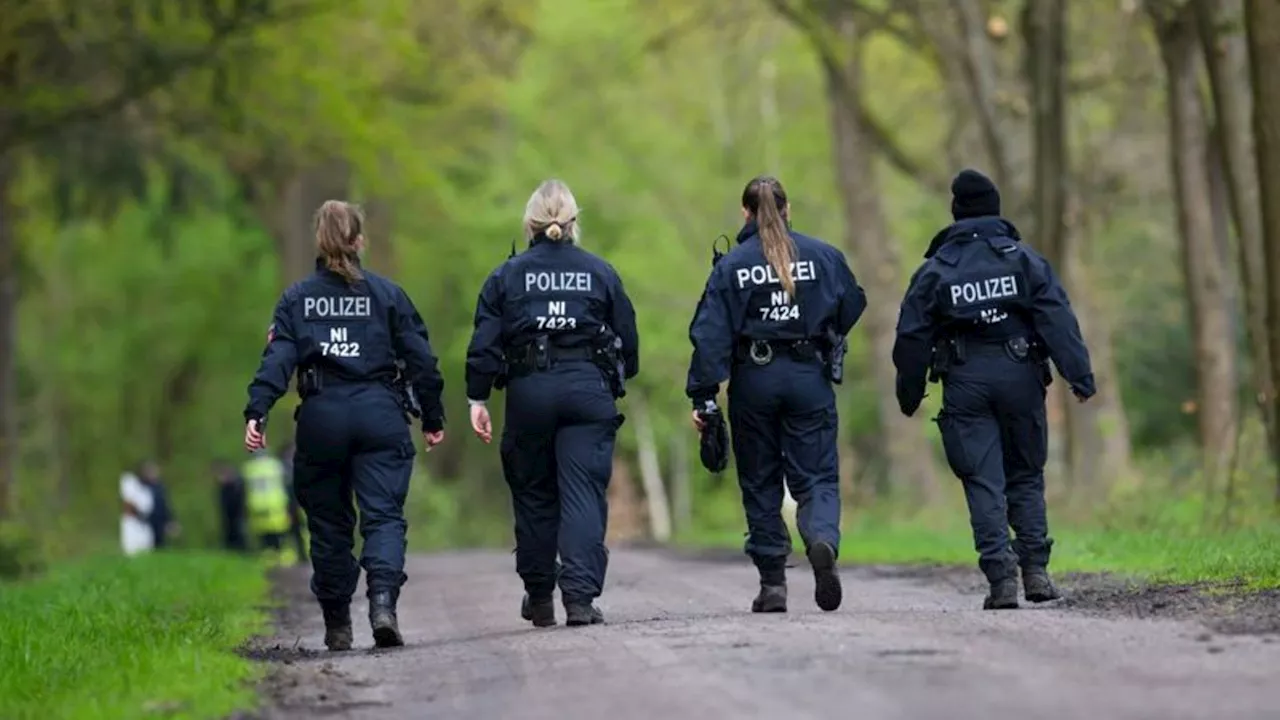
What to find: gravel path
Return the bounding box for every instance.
[251,548,1280,720]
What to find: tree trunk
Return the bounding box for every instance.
[908,1,999,183]
[1026,0,1076,490]
[632,396,671,542]
[606,456,645,543]
[954,0,1014,192]
[1063,198,1135,496]
[1197,0,1276,467]
[1028,0,1068,271]
[1244,0,1280,505]
[670,428,692,536]
[0,150,16,518]
[1154,7,1239,477]
[277,162,352,286]
[1198,0,1273,484]
[825,11,940,501]
[363,196,397,275]
[1025,0,1136,494]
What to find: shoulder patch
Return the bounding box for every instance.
[985,235,1017,254]
[935,242,963,266]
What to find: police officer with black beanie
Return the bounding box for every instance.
[894,168,1095,609]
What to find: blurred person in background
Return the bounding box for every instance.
[213,459,249,552]
[242,448,296,566]
[120,469,155,556]
[465,179,639,628]
[138,460,179,549]
[243,199,446,651]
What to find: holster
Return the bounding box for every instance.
[393,360,422,419]
[591,326,626,398]
[298,366,322,398]
[1029,337,1053,387]
[534,334,551,371]
[822,327,846,385]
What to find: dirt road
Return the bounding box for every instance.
[251,548,1280,720]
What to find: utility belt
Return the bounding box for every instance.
[928,335,1051,386]
[733,338,825,366]
[505,331,626,398]
[296,366,395,400]
[505,342,596,376]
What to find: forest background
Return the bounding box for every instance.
[2,0,1279,582]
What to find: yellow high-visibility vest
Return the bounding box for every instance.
[242,455,291,535]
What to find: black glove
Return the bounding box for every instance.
[696,400,729,473]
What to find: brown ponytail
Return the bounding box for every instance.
[742,176,796,297]
[314,200,364,285]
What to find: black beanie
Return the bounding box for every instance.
[950,169,1001,220]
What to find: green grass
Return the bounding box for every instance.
[680,514,1280,589]
[0,551,273,720]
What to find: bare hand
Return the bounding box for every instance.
[471,404,493,444]
[691,410,705,432]
[245,420,266,452]
[424,430,445,451]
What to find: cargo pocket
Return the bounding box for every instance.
[499,433,519,489]
[395,438,415,503]
[1029,412,1049,470]
[935,412,976,479]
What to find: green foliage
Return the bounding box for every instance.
[3,0,1272,561]
[683,504,1280,588]
[0,522,45,580]
[0,552,270,720]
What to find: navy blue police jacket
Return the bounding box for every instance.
[244,258,446,432]
[892,216,1096,417]
[464,236,639,401]
[685,220,867,405]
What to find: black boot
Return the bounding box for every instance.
[564,601,604,626]
[369,590,404,648]
[1022,567,1063,603]
[983,577,1020,610]
[321,602,352,652]
[751,584,788,613]
[521,594,557,627]
[807,541,843,612]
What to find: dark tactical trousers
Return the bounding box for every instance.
[936,342,1052,583]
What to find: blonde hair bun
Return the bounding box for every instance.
[522,180,580,243]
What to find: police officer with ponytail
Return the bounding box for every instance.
[687,175,866,614]
[893,169,1094,610]
[465,179,638,628]
[244,200,446,650]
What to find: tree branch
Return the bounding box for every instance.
[764,0,948,192]
[3,0,332,152]
[858,105,950,192]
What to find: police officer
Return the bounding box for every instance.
[686,175,866,614]
[244,200,446,650]
[893,169,1095,610]
[465,179,638,628]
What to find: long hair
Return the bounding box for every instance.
[741,176,796,296]
[522,180,581,243]
[314,200,364,285]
